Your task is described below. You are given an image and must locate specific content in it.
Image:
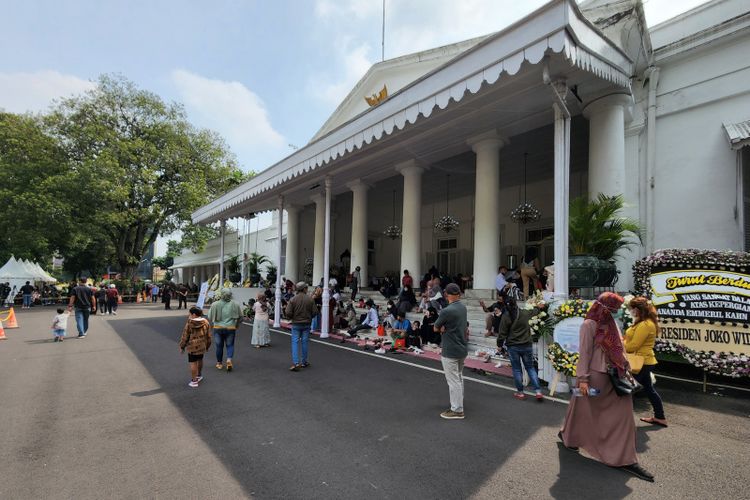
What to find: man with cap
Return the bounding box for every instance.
[284,282,319,371]
[433,283,469,419]
[346,298,378,340]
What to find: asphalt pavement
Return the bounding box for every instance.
[0,305,748,499]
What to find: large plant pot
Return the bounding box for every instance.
[594,260,617,287]
[568,255,599,288]
[228,272,242,284]
[250,272,261,285]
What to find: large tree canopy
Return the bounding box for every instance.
[43,75,250,278]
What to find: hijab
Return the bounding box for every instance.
[585,292,627,376]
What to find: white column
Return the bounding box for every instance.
[398,161,424,278]
[312,194,326,286]
[347,180,369,286]
[321,177,333,338]
[285,205,300,281]
[219,219,226,286]
[583,93,630,198]
[274,196,284,328]
[468,132,506,290]
[553,93,571,301]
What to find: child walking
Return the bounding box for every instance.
[179,306,212,388]
[52,307,69,342]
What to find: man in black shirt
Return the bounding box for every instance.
[20,281,35,309]
[68,278,95,338]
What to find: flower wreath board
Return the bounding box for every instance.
[543,298,597,396]
[633,249,750,379]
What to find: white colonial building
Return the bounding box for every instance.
[180,0,750,334]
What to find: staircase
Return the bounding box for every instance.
[354,289,499,353]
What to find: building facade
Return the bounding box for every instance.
[186,0,750,334]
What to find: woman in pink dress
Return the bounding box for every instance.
[558,292,654,482]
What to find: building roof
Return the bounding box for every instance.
[193,0,632,225]
[723,119,750,150]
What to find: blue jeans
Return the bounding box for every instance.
[214,329,236,363]
[508,344,541,393]
[74,308,90,336]
[311,314,320,332]
[634,364,665,420]
[291,324,310,366]
[23,294,32,307]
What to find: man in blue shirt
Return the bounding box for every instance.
[389,311,411,349]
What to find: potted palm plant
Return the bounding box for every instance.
[569,194,643,287]
[247,252,269,286]
[226,255,242,284]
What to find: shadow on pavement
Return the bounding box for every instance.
[111,315,639,499]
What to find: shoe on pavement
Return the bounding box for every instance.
[620,463,655,482]
[289,365,300,372]
[226,360,233,372]
[301,362,310,368]
[76,334,86,339]
[188,380,199,388]
[513,392,527,400]
[535,392,544,401]
[440,410,465,420]
[374,348,386,354]
[196,376,204,382]
[112,311,117,315]
[215,363,223,370]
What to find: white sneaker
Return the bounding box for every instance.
[375,348,386,354]
[112,312,117,315]
[188,380,199,388]
[196,376,204,382]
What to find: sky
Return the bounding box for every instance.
[0,0,709,255]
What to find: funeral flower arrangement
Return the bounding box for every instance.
[547,342,580,377]
[632,249,750,378]
[524,291,552,339]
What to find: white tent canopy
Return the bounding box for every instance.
[0,256,56,283]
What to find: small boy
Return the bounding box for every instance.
[179,306,212,388]
[52,307,69,342]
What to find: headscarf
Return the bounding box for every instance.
[585,292,627,376]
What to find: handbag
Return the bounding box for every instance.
[625,353,645,374]
[608,366,643,397]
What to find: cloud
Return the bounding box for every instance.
[315,0,382,20]
[170,70,288,170]
[310,40,373,107]
[0,70,95,113]
[171,69,284,149]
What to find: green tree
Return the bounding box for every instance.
[45,75,250,279]
[0,112,106,266]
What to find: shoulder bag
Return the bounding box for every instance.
[625,353,644,374]
[608,366,643,396]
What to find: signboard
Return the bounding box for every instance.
[650,270,750,355]
[196,282,209,310]
[553,317,585,353]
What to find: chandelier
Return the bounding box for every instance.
[510,152,541,224]
[383,189,402,239]
[435,174,459,233]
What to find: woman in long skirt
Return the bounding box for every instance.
[251,293,270,348]
[559,292,654,482]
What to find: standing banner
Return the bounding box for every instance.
[196,282,209,310]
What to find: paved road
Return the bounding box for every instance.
[1,305,748,499]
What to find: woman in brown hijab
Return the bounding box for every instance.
[558,292,654,482]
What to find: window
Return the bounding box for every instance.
[438,238,457,250]
[437,238,458,275]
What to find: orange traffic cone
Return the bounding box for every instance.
[0,321,6,340]
[118,295,123,305]
[4,307,18,329]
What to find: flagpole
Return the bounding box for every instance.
[381,0,385,61]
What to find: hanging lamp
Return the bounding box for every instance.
[435,174,460,233]
[383,189,402,239]
[510,152,541,224]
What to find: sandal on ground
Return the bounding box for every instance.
[640,417,668,428]
[513,392,526,400]
[289,365,300,372]
[620,463,655,482]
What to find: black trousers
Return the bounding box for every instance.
[178,296,187,309]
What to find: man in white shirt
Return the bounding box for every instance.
[495,267,508,295]
[346,299,378,338]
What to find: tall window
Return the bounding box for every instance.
[437,238,458,275]
[368,239,375,266]
[526,227,554,267]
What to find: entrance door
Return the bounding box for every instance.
[437,238,458,275]
[525,227,554,267]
